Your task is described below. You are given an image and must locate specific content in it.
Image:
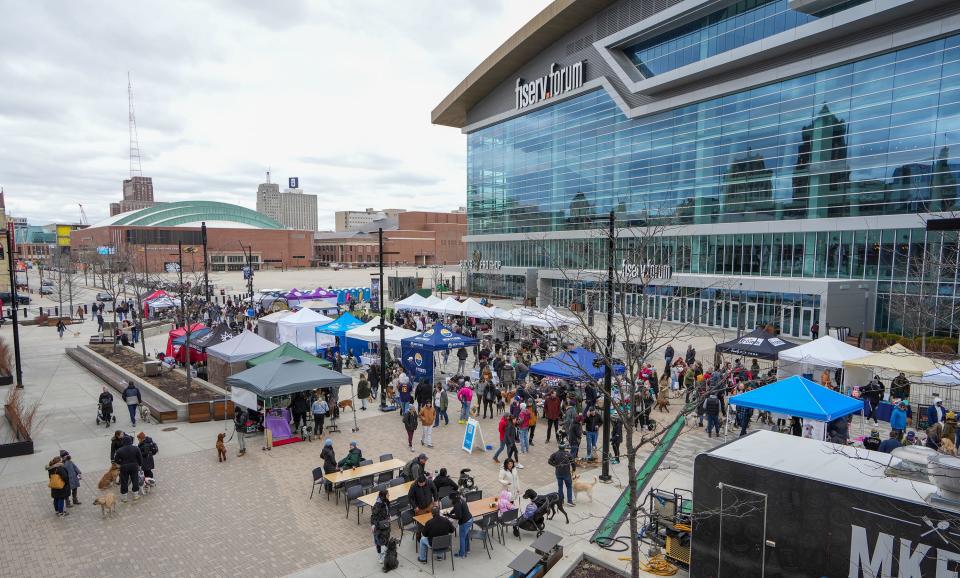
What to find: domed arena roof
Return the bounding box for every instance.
[90,201,284,229]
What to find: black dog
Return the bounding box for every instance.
[382,537,398,573]
[523,488,569,524]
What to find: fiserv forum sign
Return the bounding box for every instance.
[515,61,585,110]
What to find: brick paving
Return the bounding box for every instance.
[0,410,560,578]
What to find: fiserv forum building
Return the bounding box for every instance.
[434,0,960,339]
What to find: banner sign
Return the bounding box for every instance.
[370,276,381,312]
[288,177,299,189]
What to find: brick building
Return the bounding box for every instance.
[314,210,466,267]
[73,201,312,272]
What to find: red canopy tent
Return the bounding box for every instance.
[165,323,208,363]
[143,289,171,317]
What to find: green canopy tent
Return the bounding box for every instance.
[227,357,352,397]
[246,342,331,368]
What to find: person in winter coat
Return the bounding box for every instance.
[356,373,371,411]
[337,441,364,470]
[433,383,449,427]
[110,430,124,462]
[567,415,584,460]
[482,381,497,419]
[397,374,413,416]
[516,404,532,454]
[862,429,882,451]
[137,431,158,481]
[703,394,723,438]
[457,383,474,424]
[891,372,911,400]
[562,399,578,441]
[584,408,602,460]
[113,435,143,502]
[685,345,696,365]
[493,414,509,463]
[504,417,521,465]
[59,451,82,506]
[735,404,753,436]
[370,489,392,562]
[433,468,459,495]
[498,458,520,499]
[456,347,468,375]
[861,376,884,424]
[497,489,516,513]
[321,439,337,474]
[548,442,577,507]
[415,380,433,411]
[122,381,142,426]
[878,430,902,453]
[419,402,436,448]
[827,416,849,445]
[312,393,329,436]
[544,390,562,443]
[928,398,947,427]
[584,384,599,411]
[403,405,419,452]
[448,491,474,558]
[289,392,310,432]
[890,401,908,441]
[47,456,71,517]
[664,344,674,373]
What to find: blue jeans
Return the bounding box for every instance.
[127,404,137,425]
[458,520,473,556]
[419,536,446,561]
[569,444,580,461]
[493,440,507,460]
[400,400,410,416]
[434,409,449,427]
[54,497,65,514]
[460,403,469,421]
[586,431,598,458]
[706,414,720,435]
[519,429,530,453]
[557,474,573,504]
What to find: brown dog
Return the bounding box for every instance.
[572,474,598,502]
[338,399,354,413]
[655,389,670,412]
[93,493,117,517]
[216,432,227,462]
[97,463,120,490]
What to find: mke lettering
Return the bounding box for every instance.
[849,524,960,577]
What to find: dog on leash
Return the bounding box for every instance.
[382,537,399,572]
[216,432,227,462]
[655,389,670,413]
[572,474,598,502]
[93,493,117,517]
[98,463,120,490]
[338,399,354,413]
[523,488,569,524]
[300,424,313,442]
[139,404,151,424]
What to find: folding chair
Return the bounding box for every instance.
[379,453,394,462]
[345,485,366,523]
[470,514,495,559]
[309,467,325,500]
[427,534,454,574]
[465,490,483,502]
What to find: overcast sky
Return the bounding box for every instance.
[0,0,550,228]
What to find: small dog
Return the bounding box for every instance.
[382,537,399,572]
[655,389,670,413]
[98,463,120,490]
[300,424,313,442]
[216,432,227,462]
[338,399,354,412]
[523,488,569,523]
[139,404,151,424]
[572,474,598,502]
[93,493,117,517]
[137,469,154,495]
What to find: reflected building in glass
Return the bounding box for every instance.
[434,0,960,339]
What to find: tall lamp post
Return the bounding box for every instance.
[5,225,23,388]
[600,210,614,483]
[373,227,398,410]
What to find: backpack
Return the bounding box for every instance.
[149,439,159,456]
[48,472,65,490]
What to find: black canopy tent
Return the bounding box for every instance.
[714,328,798,361]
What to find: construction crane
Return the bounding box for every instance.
[78,204,88,226]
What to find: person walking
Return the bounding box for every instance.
[890,401,908,441]
[504,416,523,467]
[56,318,66,340]
[498,458,520,499]
[703,393,723,438]
[736,403,753,436]
[403,405,419,452]
[370,489,392,563]
[862,375,884,424]
[76,306,84,321]
[456,347,468,375]
[122,380,142,427]
[357,373,371,411]
[457,381,474,424]
[419,402,436,448]
[114,435,143,502]
[543,390,562,443]
[584,407,601,460]
[60,451,82,507]
[449,491,474,558]
[664,344,674,374]
[527,402,538,446]
[397,374,413,416]
[137,432,158,485]
[517,403,531,454]
[312,393,328,436]
[549,442,577,507]
[46,456,71,517]
[433,383,449,427]
[611,416,623,464]
[290,392,309,432]
[482,380,497,419]
[493,414,508,463]
[415,379,433,412]
[96,311,104,333]
[567,415,583,461]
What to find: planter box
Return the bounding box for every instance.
[1,403,34,458]
[188,402,212,423]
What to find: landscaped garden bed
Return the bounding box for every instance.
[90,344,220,403]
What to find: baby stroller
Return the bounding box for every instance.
[96,399,116,427]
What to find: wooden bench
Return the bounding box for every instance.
[188,402,212,423]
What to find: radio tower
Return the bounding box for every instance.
[128,72,143,178]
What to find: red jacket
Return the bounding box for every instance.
[544,397,562,420]
[498,417,507,441]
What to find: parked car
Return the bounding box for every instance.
[40,279,54,287]
[0,292,30,305]
[40,286,54,295]
[95,292,114,302]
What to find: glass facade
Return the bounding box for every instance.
[467,34,960,236]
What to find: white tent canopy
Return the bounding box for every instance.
[395,293,427,311]
[419,295,443,311]
[206,330,277,364]
[148,296,180,311]
[439,297,465,315]
[346,316,420,345]
[295,299,339,314]
[458,298,495,319]
[259,309,292,323]
[922,362,960,386]
[778,336,870,371]
[277,307,334,352]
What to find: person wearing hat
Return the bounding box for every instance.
[337,441,363,470]
[548,441,577,507]
[59,450,82,507]
[905,430,919,446]
[928,398,948,427]
[890,401,908,442]
[861,375,885,424]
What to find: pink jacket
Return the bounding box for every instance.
[497,490,515,513]
[458,386,473,404]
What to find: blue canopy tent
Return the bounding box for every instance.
[529,347,626,382]
[400,322,478,383]
[726,375,865,439]
[315,312,366,355]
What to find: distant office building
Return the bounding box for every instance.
[256,174,317,231]
[9,216,27,234]
[334,208,406,232]
[110,176,158,216]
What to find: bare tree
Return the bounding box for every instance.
[48,251,77,321]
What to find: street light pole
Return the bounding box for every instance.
[201,222,210,304]
[600,210,614,483]
[5,225,23,388]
